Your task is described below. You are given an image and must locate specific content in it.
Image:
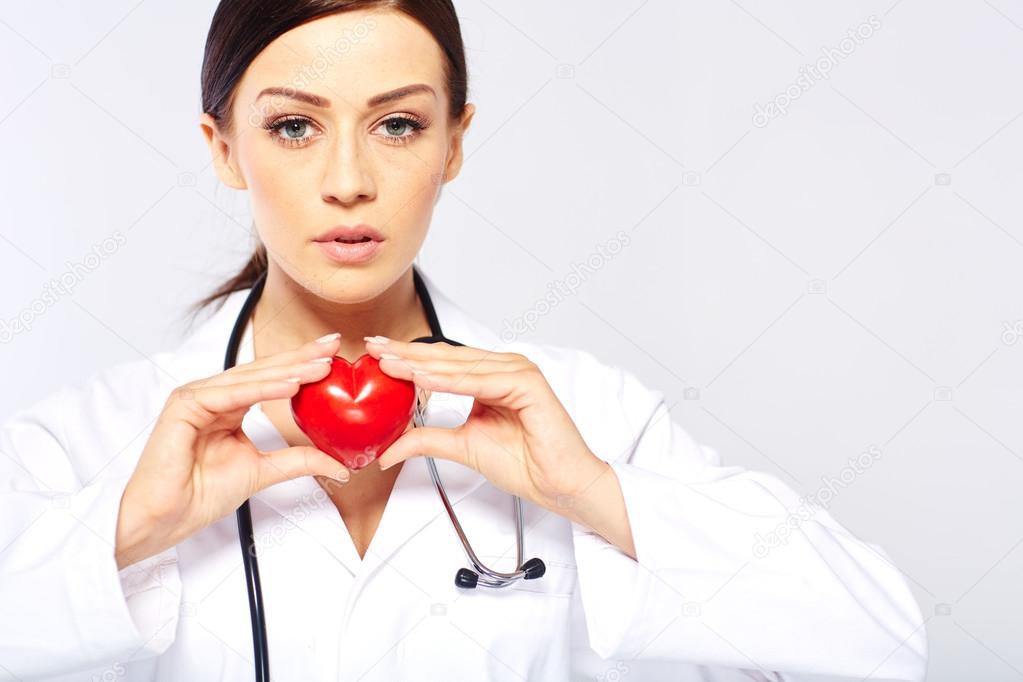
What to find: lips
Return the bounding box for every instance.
[314,224,384,243]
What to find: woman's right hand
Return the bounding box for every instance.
[114,333,349,570]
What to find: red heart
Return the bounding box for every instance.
[290,354,416,470]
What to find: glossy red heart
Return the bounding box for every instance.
[290,354,416,470]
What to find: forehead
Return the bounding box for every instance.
[237,9,446,107]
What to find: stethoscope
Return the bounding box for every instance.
[223,265,545,681]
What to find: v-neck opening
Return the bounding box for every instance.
[237,318,368,573]
[233,279,490,589]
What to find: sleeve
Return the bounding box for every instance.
[569,362,928,681]
[0,387,182,679]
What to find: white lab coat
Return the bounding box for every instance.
[0,270,927,681]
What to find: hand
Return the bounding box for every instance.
[115,334,352,569]
[363,336,609,514]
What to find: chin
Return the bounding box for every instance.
[302,261,399,303]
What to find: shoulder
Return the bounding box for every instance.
[0,353,174,486]
[505,339,660,403]
[10,311,227,444]
[499,339,724,472]
[501,339,665,438]
[0,298,235,486]
[4,352,171,430]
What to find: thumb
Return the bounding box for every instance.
[379,426,466,471]
[258,446,351,488]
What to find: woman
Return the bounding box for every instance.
[0,1,927,680]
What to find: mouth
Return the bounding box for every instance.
[331,236,373,244]
[314,224,385,243]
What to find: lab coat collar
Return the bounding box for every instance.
[176,267,499,583]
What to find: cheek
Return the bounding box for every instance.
[380,148,446,220]
[243,151,316,218]
[377,169,439,261]
[241,156,323,251]
[395,170,442,216]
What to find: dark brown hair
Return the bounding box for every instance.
[189,0,467,321]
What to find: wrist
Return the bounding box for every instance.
[553,452,613,525]
[557,456,638,559]
[114,482,176,570]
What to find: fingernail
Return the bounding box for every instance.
[284,376,302,383]
[309,356,334,363]
[315,332,341,344]
[364,335,390,344]
[379,352,401,360]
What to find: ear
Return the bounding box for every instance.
[199,112,247,190]
[440,102,476,184]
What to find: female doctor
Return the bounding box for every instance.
[0,1,928,680]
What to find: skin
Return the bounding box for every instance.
[203,10,456,360]
[115,9,634,569]
[199,9,465,553]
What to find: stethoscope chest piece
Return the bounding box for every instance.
[412,395,546,590]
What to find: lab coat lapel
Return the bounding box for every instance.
[356,397,484,584]
[243,377,491,583]
[236,317,366,576]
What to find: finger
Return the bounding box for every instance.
[222,333,341,377]
[377,425,467,471]
[403,369,540,404]
[208,357,335,387]
[187,335,339,391]
[168,378,303,430]
[376,356,524,380]
[258,446,351,488]
[364,337,521,364]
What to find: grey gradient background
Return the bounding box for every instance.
[1,1,1021,680]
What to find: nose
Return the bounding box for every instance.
[320,133,376,205]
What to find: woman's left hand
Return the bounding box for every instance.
[363,336,610,515]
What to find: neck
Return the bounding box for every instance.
[251,261,432,362]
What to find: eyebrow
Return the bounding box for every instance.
[256,83,437,109]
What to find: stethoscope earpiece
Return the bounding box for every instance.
[455,568,479,589]
[522,557,546,580]
[453,557,546,590]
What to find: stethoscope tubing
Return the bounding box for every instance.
[223,266,541,682]
[417,407,526,585]
[222,269,271,682]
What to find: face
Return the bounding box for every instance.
[200,9,475,302]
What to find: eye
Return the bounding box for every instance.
[374,114,429,145]
[263,116,320,147]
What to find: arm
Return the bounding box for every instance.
[568,361,928,680]
[0,385,181,679]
